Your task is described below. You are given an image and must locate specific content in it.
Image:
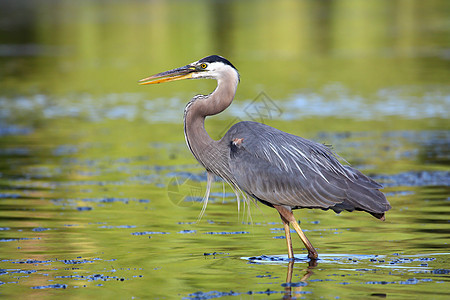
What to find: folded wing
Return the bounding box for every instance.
[224,122,391,219]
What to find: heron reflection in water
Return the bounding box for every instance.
[140,55,391,260]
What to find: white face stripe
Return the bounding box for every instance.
[191,61,240,82]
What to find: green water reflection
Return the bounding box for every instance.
[0,0,449,299]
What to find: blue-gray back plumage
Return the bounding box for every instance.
[221,121,391,219]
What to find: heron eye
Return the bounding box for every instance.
[200,63,207,69]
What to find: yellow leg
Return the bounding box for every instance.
[279,213,294,259]
[274,205,318,260]
[290,219,318,259]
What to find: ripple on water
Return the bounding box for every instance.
[375,171,450,187]
[31,227,51,232]
[241,253,445,267]
[131,231,170,236]
[0,238,39,243]
[178,230,197,234]
[0,123,33,136]
[98,225,137,229]
[184,288,301,300]
[243,254,310,264]
[32,284,68,289]
[204,231,250,235]
[1,256,144,290]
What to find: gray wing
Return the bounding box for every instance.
[223,122,391,218]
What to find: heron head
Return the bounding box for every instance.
[139,55,239,85]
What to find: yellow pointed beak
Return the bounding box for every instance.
[139,65,196,85]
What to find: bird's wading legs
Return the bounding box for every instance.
[274,205,319,260]
[279,214,294,259]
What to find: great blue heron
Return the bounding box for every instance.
[140,55,391,260]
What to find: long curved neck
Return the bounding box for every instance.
[184,71,239,170]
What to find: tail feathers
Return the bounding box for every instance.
[330,176,391,220]
[370,212,386,221]
[331,202,388,220]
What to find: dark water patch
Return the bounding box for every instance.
[319,254,386,264]
[414,218,449,225]
[85,197,131,204]
[131,231,169,236]
[59,157,100,167]
[31,227,51,232]
[184,288,302,299]
[316,131,370,140]
[271,227,340,234]
[244,254,389,265]
[270,227,295,232]
[0,193,21,199]
[83,273,126,282]
[140,164,178,171]
[384,190,415,197]
[185,290,241,299]
[286,89,449,120]
[0,238,39,242]
[32,283,67,289]
[54,274,84,279]
[431,269,449,274]
[366,280,394,285]
[53,198,151,209]
[245,255,307,263]
[0,147,30,156]
[255,272,274,278]
[183,196,204,203]
[383,130,450,149]
[80,197,151,204]
[387,257,436,265]
[366,278,434,285]
[54,180,127,187]
[318,130,449,146]
[181,196,236,204]
[375,171,450,187]
[59,258,100,265]
[398,278,420,285]
[314,130,449,167]
[178,230,197,234]
[52,145,78,156]
[98,225,137,229]
[2,269,37,275]
[203,252,229,258]
[0,123,33,137]
[204,231,249,235]
[167,172,208,182]
[0,227,10,231]
[210,192,236,198]
[11,259,53,264]
[75,170,101,177]
[310,278,337,282]
[76,206,92,211]
[281,281,308,287]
